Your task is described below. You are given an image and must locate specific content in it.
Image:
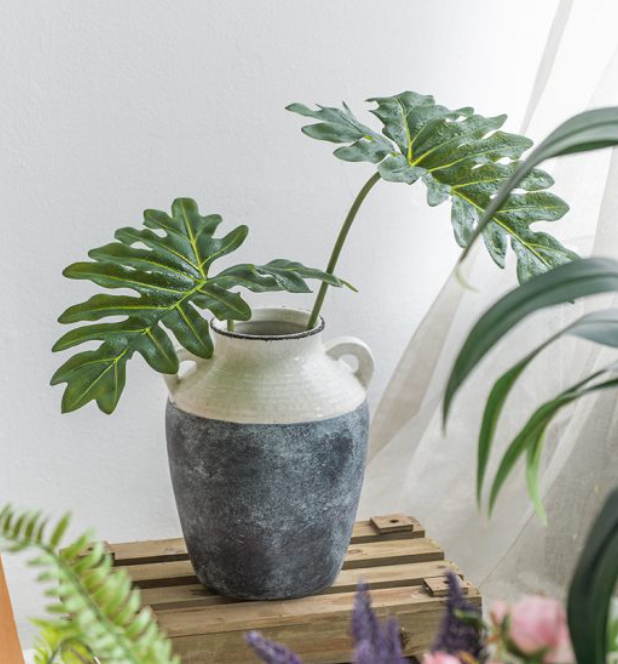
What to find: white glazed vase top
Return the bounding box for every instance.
[164,307,375,424]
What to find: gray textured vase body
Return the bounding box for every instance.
[164,307,374,600]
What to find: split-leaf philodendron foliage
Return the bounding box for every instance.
[288,91,575,283]
[52,198,346,414]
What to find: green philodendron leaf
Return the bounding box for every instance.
[443,257,618,425]
[568,489,618,664]
[288,92,574,283]
[52,197,347,414]
[476,309,618,506]
[461,107,618,264]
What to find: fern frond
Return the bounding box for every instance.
[0,505,179,664]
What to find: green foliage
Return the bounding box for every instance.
[607,599,618,657]
[441,105,618,519]
[480,309,618,520]
[568,489,618,664]
[460,107,618,264]
[288,92,574,283]
[52,197,347,414]
[0,504,179,664]
[443,257,618,516]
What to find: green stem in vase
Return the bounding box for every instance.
[307,172,381,330]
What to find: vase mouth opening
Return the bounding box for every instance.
[211,307,325,341]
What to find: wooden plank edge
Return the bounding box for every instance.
[141,560,463,612]
[124,537,445,588]
[166,594,482,664]
[157,585,481,637]
[105,517,426,567]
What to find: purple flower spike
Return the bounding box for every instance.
[351,583,407,664]
[245,631,303,664]
[246,584,409,664]
[354,639,376,664]
[431,572,483,659]
[351,582,382,645]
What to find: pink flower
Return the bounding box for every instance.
[509,596,574,663]
[490,600,509,627]
[422,652,462,664]
[544,621,575,664]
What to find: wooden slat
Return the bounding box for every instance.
[142,584,238,610]
[351,517,424,543]
[0,548,25,664]
[109,538,187,566]
[140,560,462,612]
[423,575,473,598]
[105,515,481,664]
[370,514,416,534]
[333,559,456,592]
[158,585,481,637]
[344,537,443,569]
[125,536,444,588]
[126,560,197,588]
[107,518,425,567]
[170,601,453,664]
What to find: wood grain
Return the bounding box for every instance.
[139,560,462,612]
[157,585,481,637]
[125,536,444,589]
[102,515,480,664]
[106,518,426,567]
[370,514,416,534]
[169,597,480,664]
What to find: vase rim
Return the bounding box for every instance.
[211,306,325,341]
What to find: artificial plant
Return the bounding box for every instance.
[0,504,179,664]
[53,94,577,414]
[288,91,574,328]
[51,198,348,414]
[442,107,618,520]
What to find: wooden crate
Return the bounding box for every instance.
[104,514,480,664]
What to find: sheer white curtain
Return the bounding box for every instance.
[360,0,618,601]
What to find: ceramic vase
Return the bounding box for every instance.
[165,307,374,599]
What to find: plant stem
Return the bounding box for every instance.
[227,319,235,332]
[307,172,381,330]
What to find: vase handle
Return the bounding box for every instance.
[164,348,209,401]
[325,336,375,390]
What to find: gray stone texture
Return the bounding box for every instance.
[166,400,369,599]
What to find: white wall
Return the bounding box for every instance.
[0,0,559,644]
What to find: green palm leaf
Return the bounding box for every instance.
[288,92,574,283]
[0,504,179,664]
[443,257,618,424]
[476,309,618,507]
[443,257,618,518]
[568,488,618,664]
[488,368,618,520]
[52,197,347,414]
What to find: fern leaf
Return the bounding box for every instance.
[0,504,180,664]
